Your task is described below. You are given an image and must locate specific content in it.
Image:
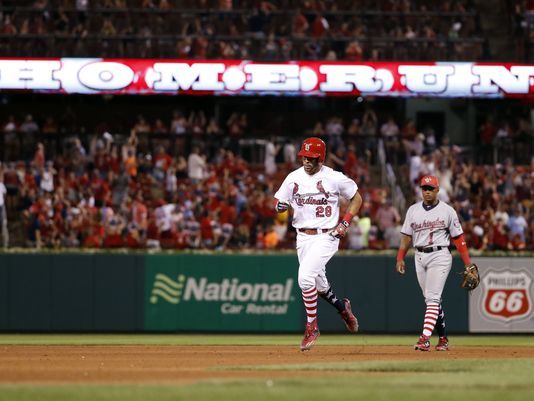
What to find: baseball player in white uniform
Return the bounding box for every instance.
[396,175,473,351]
[274,137,363,351]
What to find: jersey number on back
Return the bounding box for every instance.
[315,206,332,217]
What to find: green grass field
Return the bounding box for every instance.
[1,334,533,401]
[2,333,534,346]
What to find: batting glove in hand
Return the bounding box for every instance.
[330,220,350,239]
[276,201,290,213]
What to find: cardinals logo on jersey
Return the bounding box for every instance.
[292,183,299,197]
[316,180,330,199]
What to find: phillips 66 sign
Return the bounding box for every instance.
[470,258,534,332]
[482,271,531,321]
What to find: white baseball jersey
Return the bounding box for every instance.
[401,201,463,248]
[0,182,6,207]
[274,166,357,229]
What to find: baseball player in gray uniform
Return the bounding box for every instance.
[274,137,363,351]
[396,175,473,351]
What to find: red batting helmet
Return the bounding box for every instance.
[298,137,326,162]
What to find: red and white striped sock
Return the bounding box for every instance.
[302,287,318,323]
[422,302,440,337]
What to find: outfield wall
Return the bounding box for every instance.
[0,253,532,333]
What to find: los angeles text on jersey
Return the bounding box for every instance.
[410,218,447,232]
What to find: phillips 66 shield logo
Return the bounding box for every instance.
[482,270,532,321]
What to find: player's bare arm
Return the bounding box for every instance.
[331,191,362,239]
[347,191,363,217]
[396,233,412,275]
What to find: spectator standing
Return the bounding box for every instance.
[478,116,496,164]
[264,137,281,177]
[70,138,87,175]
[375,198,401,243]
[3,116,18,161]
[324,116,344,152]
[490,217,511,250]
[293,8,309,37]
[0,170,8,248]
[33,142,46,171]
[39,162,56,194]
[283,139,297,169]
[226,113,247,154]
[153,145,173,182]
[346,213,371,250]
[360,106,378,162]
[380,115,400,164]
[20,114,40,158]
[205,116,222,158]
[170,110,188,154]
[188,146,206,182]
[508,209,528,249]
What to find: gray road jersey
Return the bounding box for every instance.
[400,201,463,248]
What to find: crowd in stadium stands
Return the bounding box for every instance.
[0,104,533,251]
[0,0,487,61]
[0,1,533,250]
[510,0,534,61]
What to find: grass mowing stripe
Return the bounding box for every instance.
[0,334,534,346]
[217,358,534,373]
[2,370,534,401]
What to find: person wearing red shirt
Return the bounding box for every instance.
[200,210,216,248]
[33,143,45,170]
[83,224,103,248]
[238,204,256,231]
[125,224,144,248]
[108,145,121,174]
[23,166,37,191]
[103,213,125,248]
[478,116,496,164]
[311,12,329,38]
[89,169,109,206]
[2,164,20,211]
[219,197,237,225]
[343,144,359,180]
[153,146,172,173]
[293,9,309,37]
[132,192,148,235]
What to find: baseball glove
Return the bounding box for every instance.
[461,263,480,291]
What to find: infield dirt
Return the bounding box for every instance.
[1,345,533,384]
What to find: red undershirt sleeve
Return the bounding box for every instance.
[452,234,471,265]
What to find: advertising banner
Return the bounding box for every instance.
[469,257,534,332]
[144,254,301,332]
[1,58,534,98]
